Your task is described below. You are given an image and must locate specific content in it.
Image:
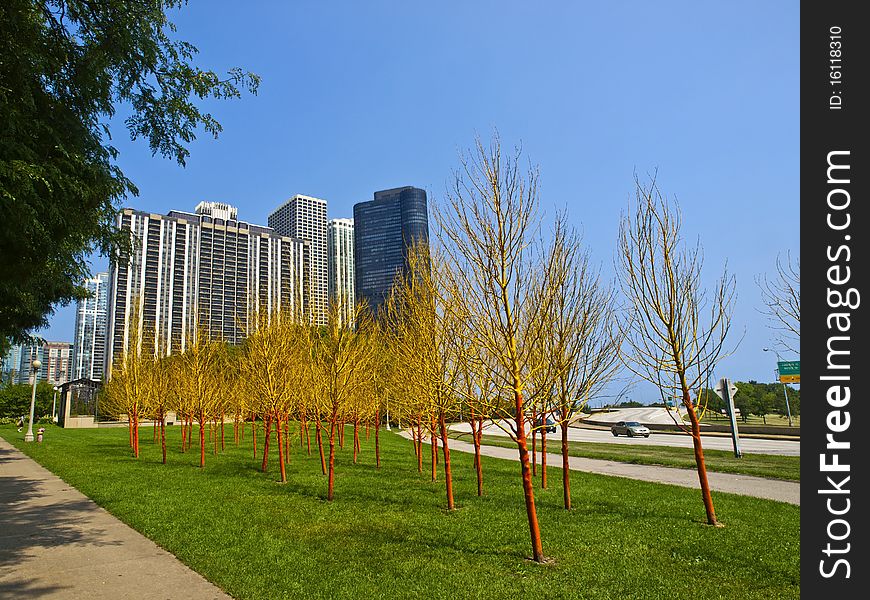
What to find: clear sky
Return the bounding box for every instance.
[40,1,799,403]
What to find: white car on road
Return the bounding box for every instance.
[610,421,651,438]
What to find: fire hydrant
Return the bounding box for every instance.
[37,427,45,443]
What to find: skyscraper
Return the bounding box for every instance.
[106,204,308,375]
[2,341,72,385]
[327,218,355,326]
[72,272,109,381]
[353,186,429,315]
[268,195,328,324]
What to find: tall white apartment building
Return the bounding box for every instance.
[72,272,110,381]
[106,204,309,375]
[268,195,327,324]
[327,218,355,326]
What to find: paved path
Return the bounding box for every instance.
[404,432,799,506]
[0,437,231,599]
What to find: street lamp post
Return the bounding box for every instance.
[763,348,793,427]
[52,385,59,422]
[24,359,42,442]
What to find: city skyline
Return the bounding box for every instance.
[33,2,799,398]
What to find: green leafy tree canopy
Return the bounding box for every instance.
[0,0,259,342]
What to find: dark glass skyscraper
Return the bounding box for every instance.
[353,186,429,314]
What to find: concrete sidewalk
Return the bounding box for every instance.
[0,437,231,599]
[403,432,800,506]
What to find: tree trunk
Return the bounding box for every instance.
[315,418,326,475]
[474,418,483,496]
[160,411,167,465]
[375,409,381,469]
[285,415,291,465]
[305,417,312,455]
[327,419,337,501]
[514,391,544,562]
[153,418,157,443]
[531,407,537,477]
[430,422,437,482]
[181,412,187,452]
[132,410,139,458]
[439,410,455,510]
[540,425,548,489]
[221,413,225,451]
[684,390,718,525]
[353,418,359,464]
[251,414,258,459]
[276,417,287,483]
[561,420,571,510]
[338,421,345,449]
[261,414,272,472]
[416,419,423,473]
[234,408,240,446]
[198,416,205,468]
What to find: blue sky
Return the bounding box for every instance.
[41,1,799,402]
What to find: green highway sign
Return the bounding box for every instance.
[777,361,800,375]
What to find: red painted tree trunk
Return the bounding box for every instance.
[472,418,484,496]
[251,414,257,459]
[439,411,455,510]
[353,418,360,464]
[261,414,272,472]
[284,415,291,465]
[540,426,547,489]
[531,407,537,477]
[234,409,240,446]
[338,421,345,449]
[430,422,437,482]
[315,418,326,474]
[684,390,718,525]
[375,409,381,469]
[514,391,544,562]
[561,420,571,510]
[276,417,287,483]
[327,420,337,501]
[417,425,424,472]
[198,416,205,468]
[305,418,312,455]
[160,411,167,465]
[132,411,140,458]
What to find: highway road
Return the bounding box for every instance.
[449,419,800,457]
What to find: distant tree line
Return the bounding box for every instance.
[700,381,800,423]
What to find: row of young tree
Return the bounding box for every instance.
[102,135,740,562]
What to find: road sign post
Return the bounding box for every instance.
[775,361,798,427]
[715,377,741,458]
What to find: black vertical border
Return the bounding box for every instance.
[801,1,867,596]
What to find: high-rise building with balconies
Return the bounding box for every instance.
[327,218,355,326]
[268,195,328,324]
[106,204,308,375]
[72,272,109,381]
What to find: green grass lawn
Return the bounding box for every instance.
[450,432,801,481]
[698,413,801,429]
[1,424,799,599]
